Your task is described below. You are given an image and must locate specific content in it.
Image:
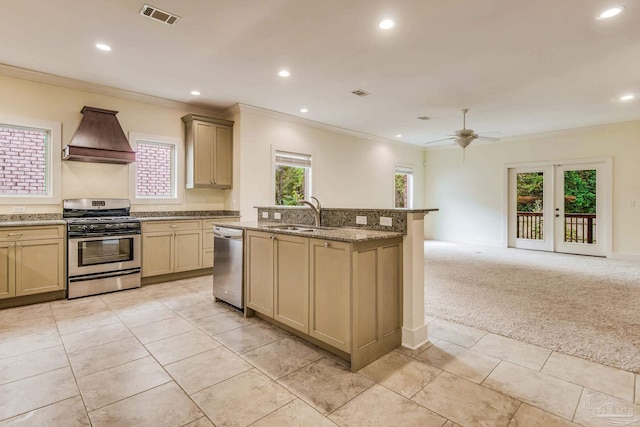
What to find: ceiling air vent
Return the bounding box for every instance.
[351,89,370,97]
[140,4,180,25]
[417,116,431,121]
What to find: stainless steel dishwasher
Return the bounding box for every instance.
[213,225,244,309]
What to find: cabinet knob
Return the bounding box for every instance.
[8,232,22,237]
[270,234,276,240]
[170,225,178,228]
[323,242,330,248]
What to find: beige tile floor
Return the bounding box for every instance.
[0,275,638,427]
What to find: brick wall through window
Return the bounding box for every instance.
[136,141,173,197]
[0,126,47,195]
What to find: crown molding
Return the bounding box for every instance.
[0,63,224,117]
[233,103,424,151]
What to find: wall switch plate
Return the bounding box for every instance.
[261,212,269,219]
[158,205,167,211]
[274,212,282,220]
[356,215,367,225]
[380,216,392,227]
[12,206,26,213]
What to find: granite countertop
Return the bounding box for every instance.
[219,221,403,243]
[0,219,67,227]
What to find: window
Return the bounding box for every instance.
[129,133,181,204]
[394,166,413,208]
[0,116,61,204]
[274,151,312,205]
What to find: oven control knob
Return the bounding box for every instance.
[89,224,98,230]
[105,224,114,229]
[79,225,88,231]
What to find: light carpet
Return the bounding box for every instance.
[424,241,640,373]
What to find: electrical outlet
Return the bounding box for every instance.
[380,216,392,227]
[274,212,282,220]
[12,206,26,213]
[261,211,269,219]
[158,205,167,211]
[629,200,637,208]
[356,215,367,225]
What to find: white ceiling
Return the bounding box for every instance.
[2,0,639,146]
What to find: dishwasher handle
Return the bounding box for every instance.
[214,226,244,240]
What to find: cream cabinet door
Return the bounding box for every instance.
[309,239,351,352]
[15,239,64,296]
[193,121,215,186]
[245,231,274,317]
[142,232,174,277]
[174,230,202,272]
[0,242,15,299]
[213,125,232,188]
[274,234,309,333]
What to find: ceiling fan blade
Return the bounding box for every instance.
[424,136,456,145]
[477,135,501,142]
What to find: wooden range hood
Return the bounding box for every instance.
[62,106,135,164]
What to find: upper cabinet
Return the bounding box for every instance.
[182,114,234,189]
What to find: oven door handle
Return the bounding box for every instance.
[68,231,141,239]
[68,268,140,282]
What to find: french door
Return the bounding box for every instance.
[507,160,609,256]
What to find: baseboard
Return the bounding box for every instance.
[427,238,504,248]
[401,325,429,350]
[609,252,640,261]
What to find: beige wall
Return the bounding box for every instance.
[424,120,640,258]
[235,107,425,220]
[0,74,228,213]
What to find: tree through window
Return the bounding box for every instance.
[275,151,311,205]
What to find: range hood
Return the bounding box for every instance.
[62,106,135,164]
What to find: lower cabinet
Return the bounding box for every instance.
[245,231,310,333]
[0,226,65,299]
[245,230,403,371]
[309,239,350,351]
[142,220,202,277]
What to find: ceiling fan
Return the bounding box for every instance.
[425,108,501,149]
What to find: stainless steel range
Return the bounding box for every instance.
[63,198,141,299]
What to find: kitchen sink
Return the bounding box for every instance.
[264,224,317,232]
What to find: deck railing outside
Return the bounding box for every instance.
[517,212,597,243]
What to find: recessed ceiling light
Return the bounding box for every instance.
[395,134,402,138]
[190,90,201,96]
[379,19,395,30]
[95,43,111,51]
[597,6,623,19]
[300,108,308,113]
[278,70,290,77]
[619,94,635,101]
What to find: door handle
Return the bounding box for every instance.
[555,214,560,217]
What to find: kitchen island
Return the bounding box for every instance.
[222,221,403,371]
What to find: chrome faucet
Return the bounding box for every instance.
[299,197,321,227]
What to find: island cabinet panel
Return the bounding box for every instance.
[350,239,403,371]
[274,235,309,333]
[309,239,351,353]
[245,231,274,316]
[380,244,401,336]
[355,248,378,349]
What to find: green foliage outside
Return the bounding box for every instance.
[275,165,306,205]
[516,172,544,212]
[564,170,596,214]
[395,174,407,208]
[516,170,596,214]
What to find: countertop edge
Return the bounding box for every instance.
[218,222,403,243]
[0,220,67,227]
